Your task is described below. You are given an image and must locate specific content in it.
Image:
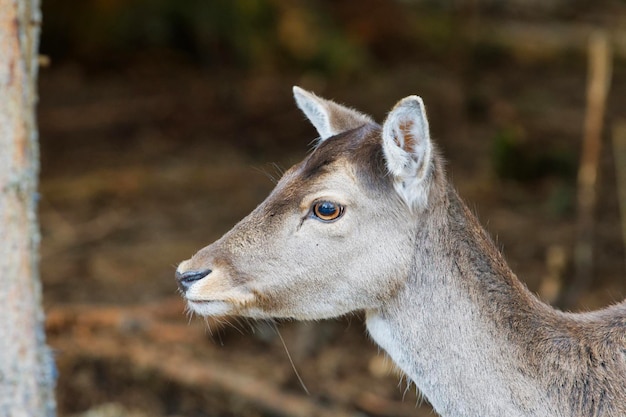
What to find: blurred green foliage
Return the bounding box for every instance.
[491,127,576,182]
[41,0,367,74]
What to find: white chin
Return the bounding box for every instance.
[187,300,232,316]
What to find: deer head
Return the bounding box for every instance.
[176,87,443,320]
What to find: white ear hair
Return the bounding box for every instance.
[293,86,373,142]
[382,96,433,210]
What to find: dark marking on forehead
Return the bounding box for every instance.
[261,123,392,220]
[301,124,372,178]
[300,123,391,192]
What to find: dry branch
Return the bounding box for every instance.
[612,122,626,272]
[481,22,626,62]
[46,297,220,344]
[47,301,433,417]
[51,331,352,417]
[46,300,357,417]
[565,31,613,307]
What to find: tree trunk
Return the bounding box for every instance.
[0,1,56,416]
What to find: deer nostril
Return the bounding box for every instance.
[176,269,211,292]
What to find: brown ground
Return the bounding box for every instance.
[40,53,625,416]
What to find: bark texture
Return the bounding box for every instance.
[0,0,56,416]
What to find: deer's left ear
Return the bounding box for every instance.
[293,86,373,143]
[382,96,434,211]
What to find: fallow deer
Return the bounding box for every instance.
[176,87,626,417]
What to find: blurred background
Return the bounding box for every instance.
[39,1,625,416]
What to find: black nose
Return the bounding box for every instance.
[176,269,211,292]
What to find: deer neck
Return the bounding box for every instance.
[366,188,557,417]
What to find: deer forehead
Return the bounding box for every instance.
[265,131,388,214]
[288,158,360,208]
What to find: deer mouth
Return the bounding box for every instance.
[186,299,232,316]
[185,285,256,316]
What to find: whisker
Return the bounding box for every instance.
[271,321,310,395]
[223,316,245,335]
[402,375,411,401]
[270,162,285,178]
[244,318,257,334]
[252,165,279,185]
[184,306,194,325]
[203,316,214,337]
[415,384,424,407]
[214,318,226,346]
[307,137,322,153]
[231,316,247,335]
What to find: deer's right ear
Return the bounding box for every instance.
[293,86,373,143]
[382,96,434,211]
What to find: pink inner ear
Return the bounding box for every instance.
[398,120,417,153]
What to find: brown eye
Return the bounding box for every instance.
[312,201,344,222]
